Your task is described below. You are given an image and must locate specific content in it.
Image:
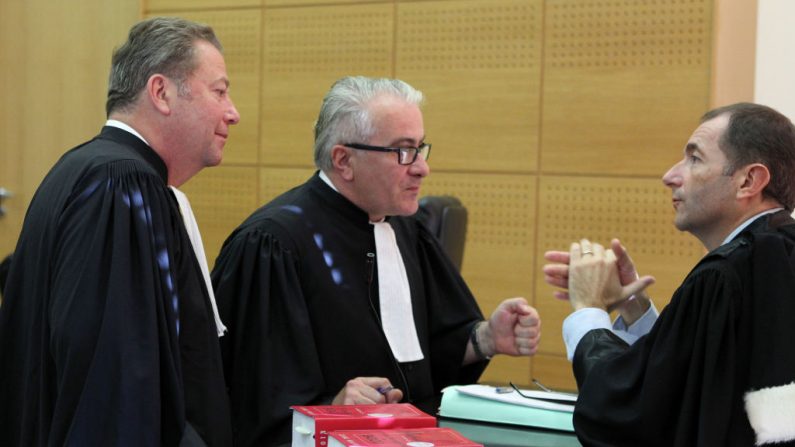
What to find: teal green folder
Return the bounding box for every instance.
[438,385,575,433]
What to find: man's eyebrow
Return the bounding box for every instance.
[685,142,702,155]
[388,136,426,147]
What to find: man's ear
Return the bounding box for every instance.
[736,163,771,200]
[146,74,172,115]
[331,145,355,181]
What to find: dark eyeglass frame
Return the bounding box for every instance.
[510,381,538,398]
[344,142,431,165]
[509,381,577,404]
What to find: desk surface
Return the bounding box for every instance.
[438,417,582,447]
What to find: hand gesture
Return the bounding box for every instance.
[567,239,654,311]
[331,377,403,405]
[484,298,541,356]
[543,238,655,308]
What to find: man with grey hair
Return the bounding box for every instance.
[212,76,542,447]
[0,17,240,446]
[544,103,795,446]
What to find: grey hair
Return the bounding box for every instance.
[106,17,222,116]
[313,76,424,171]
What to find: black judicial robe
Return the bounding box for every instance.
[211,173,487,447]
[572,211,795,447]
[0,127,232,446]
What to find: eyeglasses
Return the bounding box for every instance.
[345,142,431,165]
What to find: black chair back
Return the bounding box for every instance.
[0,253,11,299]
[415,196,468,271]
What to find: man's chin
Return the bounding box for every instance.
[673,217,689,232]
[401,202,420,216]
[205,151,224,167]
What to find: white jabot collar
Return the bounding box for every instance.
[169,186,227,337]
[320,169,422,360]
[371,220,424,362]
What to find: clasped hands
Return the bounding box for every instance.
[544,238,655,313]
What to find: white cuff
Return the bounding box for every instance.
[562,308,612,361]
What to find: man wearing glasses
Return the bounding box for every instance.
[211,76,541,447]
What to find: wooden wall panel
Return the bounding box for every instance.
[130,0,726,390]
[534,175,704,356]
[260,4,394,167]
[420,172,536,383]
[147,0,260,12]
[266,0,389,5]
[397,0,542,173]
[181,166,260,265]
[541,0,713,176]
[711,0,756,106]
[532,353,576,391]
[1,0,139,255]
[155,9,262,165]
[23,2,140,202]
[0,0,27,256]
[0,0,25,255]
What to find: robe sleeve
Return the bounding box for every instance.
[47,160,185,446]
[571,266,752,446]
[415,223,487,390]
[211,227,325,447]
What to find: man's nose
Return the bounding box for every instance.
[225,99,241,125]
[410,153,430,177]
[662,161,682,188]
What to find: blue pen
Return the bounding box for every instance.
[377,385,394,395]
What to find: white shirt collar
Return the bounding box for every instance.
[105,119,149,146]
[318,170,338,192]
[318,170,386,223]
[722,208,784,245]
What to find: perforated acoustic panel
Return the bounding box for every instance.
[421,171,536,382]
[171,10,262,165]
[260,4,393,167]
[397,0,542,173]
[259,167,317,205]
[181,166,260,267]
[541,0,713,176]
[535,175,704,358]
